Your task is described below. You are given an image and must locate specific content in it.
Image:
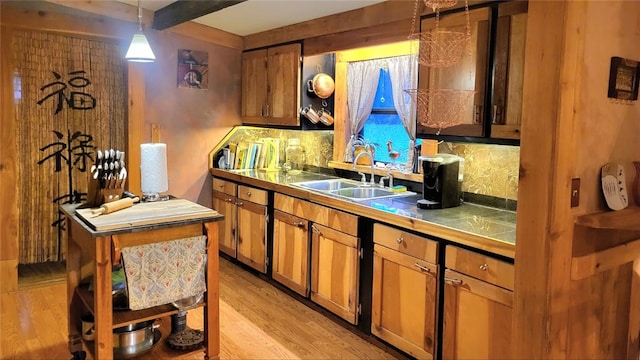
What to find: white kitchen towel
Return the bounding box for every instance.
[121,235,207,310]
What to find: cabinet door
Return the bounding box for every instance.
[236,200,267,273]
[371,244,438,359]
[310,223,359,324]
[491,1,527,139]
[241,48,268,124]
[272,210,310,296]
[266,43,301,126]
[212,190,237,257]
[417,8,490,137]
[442,269,513,359]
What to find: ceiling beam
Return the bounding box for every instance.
[152,0,246,30]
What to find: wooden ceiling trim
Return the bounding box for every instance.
[303,19,410,56]
[0,3,135,41]
[167,22,243,50]
[243,0,415,50]
[44,0,153,29]
[152,0,247,31]
[243,0,494,51]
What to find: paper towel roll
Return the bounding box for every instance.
[140,143,168,195]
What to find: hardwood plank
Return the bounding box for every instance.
[1,258,396,359]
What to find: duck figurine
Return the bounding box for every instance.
[387,141,400,164]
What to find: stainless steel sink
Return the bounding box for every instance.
[290,179,360,191]
[330,187,395,199]
[291,179,415,202]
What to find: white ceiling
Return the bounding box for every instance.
[118,0,388,36]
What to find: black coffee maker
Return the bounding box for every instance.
[417,154,462,209]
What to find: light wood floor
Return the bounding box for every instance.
[1,257,398,359]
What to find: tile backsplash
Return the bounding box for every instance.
[215,127,520,202]
[441,142,520,201]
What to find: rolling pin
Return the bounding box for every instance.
[91,197,139,216]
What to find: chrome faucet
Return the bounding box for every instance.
[353,151,376,186]
[379,170,393,188]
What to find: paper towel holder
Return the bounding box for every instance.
[140,143,170,202]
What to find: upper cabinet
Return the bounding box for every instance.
[241,43,302,126]
[416,2,527,143]
[491,1,527,140]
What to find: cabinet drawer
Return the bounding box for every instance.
[274,193,358,236]
[212,178,236,196]
[238,185,268,205]
[445,245,514,290]
[373,223,438,264]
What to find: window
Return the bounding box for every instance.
[361,68,418,166]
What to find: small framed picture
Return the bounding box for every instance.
[608,56,639,101]
[178,49,208,90]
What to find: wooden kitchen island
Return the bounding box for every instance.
[60,199,223,360]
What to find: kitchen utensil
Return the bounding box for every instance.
[113,320,161,359]
[300,105,321,123]
[307,72,335,99]
[317,109,334,125]
[91,197,139,216]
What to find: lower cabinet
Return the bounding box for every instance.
[273,193,360,324]
[272,210,310,296]
[236,185,269,273]
[441,245,514,359]
[371,223,439,359]
[212,178,269,273]
[310,223,360,324]
[212,178,237,257]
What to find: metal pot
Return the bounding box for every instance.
[307,73,335,99]
[113,320,160,359]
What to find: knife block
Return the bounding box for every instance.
[84,177,124,208]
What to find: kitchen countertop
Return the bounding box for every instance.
[210,168,516,259]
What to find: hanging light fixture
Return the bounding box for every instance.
[125,0,156,62]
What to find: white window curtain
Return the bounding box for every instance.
[344,59,383,162]
[387,54,418,170]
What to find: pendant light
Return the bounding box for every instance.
[125,0,156,62]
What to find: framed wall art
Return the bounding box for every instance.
[608,56,639,101]
[178,49,208,90]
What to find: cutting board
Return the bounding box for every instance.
[76,198,219,231]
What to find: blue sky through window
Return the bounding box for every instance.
[361,68,415,165]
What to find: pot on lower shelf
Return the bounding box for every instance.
[113,319,160,359]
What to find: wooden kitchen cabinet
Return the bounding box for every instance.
[310,223,360,324]
[236,185,268,273]
[441,245,514,359]
[371,223,439,359]
[273,193,360,324]
[212,178,269,273]
[272,209,310,296]
[241,43,301,126]
[212,177,237,257]
[417,7,490,138]
[490,1,527,140]
[416,2,527,142]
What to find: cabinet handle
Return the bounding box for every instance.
[246,191,252,196]
[479,263,488,271]
[226,198,233,203]
[236,201,244,206]
[414,263,431,273]
[295,221,306,228]
[265,104,270,117]
[311,224,321,234]
[396,236,404,244]
[444,276,463,285]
